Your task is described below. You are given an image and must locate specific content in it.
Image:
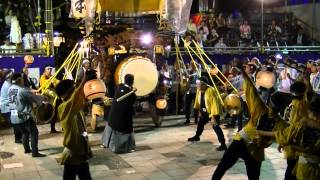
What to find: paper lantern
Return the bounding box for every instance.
[84,79,107,100]
[24,55,34,64]
[210,67,219,75]
[256,71,275,89]
[156,99,167,109]
[224,94,241,115]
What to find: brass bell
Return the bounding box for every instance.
[103,96,113,106]
[224,94,242,115]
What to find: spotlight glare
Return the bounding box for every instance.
[165,45,171,51]
[141,33,153,45]
[275,54,282,60]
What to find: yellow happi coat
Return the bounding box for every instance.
[233,72,285,162]
[275,98,309,160]
[194,87,223,118]
[279,121,320,180]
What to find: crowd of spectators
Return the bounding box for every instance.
[185,11,312,49]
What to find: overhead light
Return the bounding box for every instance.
[140,33,153,45]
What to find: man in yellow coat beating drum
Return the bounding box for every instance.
[187,76,227,151]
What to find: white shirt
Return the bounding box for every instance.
[278,68,297,93]
[0,44,16,54]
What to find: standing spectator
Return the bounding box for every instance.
[187,19,197,35]
[239,20,251,46]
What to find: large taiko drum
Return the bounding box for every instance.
[115,56,158,96]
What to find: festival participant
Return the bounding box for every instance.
[187,76,227,151]
[257,96,320,180]
[276,81,308,180]
[22,67,36,89]
[8,73,45,157]
[212,68,285,179]
[39,65,59,88]
[101,74,137,153]
[76,59,91,83]
[226,67,244,131]
[0,70,22,143]
[56,73,92,180]
[184,63,199,125]
[39,65,60,133]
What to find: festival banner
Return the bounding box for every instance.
[98,0,161,12]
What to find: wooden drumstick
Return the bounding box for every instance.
[116,88,137,102]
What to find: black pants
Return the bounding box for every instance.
[212,140,261,180]
[63,162,92,180]
[2,112,22,142]
[284,159,298,180]
[230,114,243,132]
[184,93,197,122]
[195,115,225,146]
[17,118,39,154]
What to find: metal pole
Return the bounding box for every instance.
[37,0,41,49]
[45,0,54,56]
[261,0,264,46]
[312,0,316,40]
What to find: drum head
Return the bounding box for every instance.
[116,56,158,96]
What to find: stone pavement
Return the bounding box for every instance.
[0,115,287,180]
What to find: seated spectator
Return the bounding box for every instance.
[294,27,309,46]
[198,21,209,38]
[216,13,226,37]
[198,27,207,41]
[206,28,219,46]
[216,13,225,29]
[267,20,282,43]
[5,9,13,29]
[194,34,204,48]
[0,38,16,53]
[187,19,197,35]
[214,37,227,53]
[239,20,251,41]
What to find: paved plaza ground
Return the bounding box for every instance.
[0,115,287,180]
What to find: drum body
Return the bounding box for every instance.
[115,56,158,97]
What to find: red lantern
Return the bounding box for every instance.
[24,55,34,64]
[83,79,107,100]
[156,99,167,109]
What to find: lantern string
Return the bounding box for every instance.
[182,39,224,105]
[192,40,238,93]
[38,43,79,93]
[180,39,201,77]
[193,41,226,87]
